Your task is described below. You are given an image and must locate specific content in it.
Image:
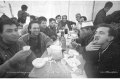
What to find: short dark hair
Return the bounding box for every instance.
[49,18,56,23]
[21,5,28,11]
[97,23,117,38]
[62,15,67,19]
[11,17,20,26]
[30,15,36,21]
[28,20,39,34]
[38,16,47,24]
[104,1,113,8]
[55,15,61,19]
[1,14,10,21]
[81,16,87,21]
[0,19,17,33]
[11,17,17,21]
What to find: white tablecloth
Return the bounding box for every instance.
[29,50,87,78]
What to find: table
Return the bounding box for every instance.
[29,49,87,78]
[29,32,87,78]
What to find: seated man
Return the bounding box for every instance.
[74,14,87,30]
[55,15,62,32]
[38,16,47,33]
[38,16,57,41]
[19,20,53,57]
[58,15,76,30]
[55,15,61,24]
[76,26,95,46]
[72,23,120,78]
[38,16,50,35]
[47,18,57,41]
[0,19,36,78]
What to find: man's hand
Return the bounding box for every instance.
[9,50,32,63]
[71,40,81,49]
[71,41,78,48]
[85,41,101,51]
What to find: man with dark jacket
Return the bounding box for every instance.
[0,19,36,77]
[38,16,57,41]
[58,15,76,30]
[84,23,120,78]
[94,1,113,26]
[47,18,57,41]
[72,23,120,78]
[75,26,95,47]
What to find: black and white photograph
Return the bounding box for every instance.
[0,0,120,78]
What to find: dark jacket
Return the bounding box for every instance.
[94,9,106,26]
[58,20,76,30]
[41,26,57,41]
[0,38,36,78]
[81,42,120,78]
[76,32,94,47]
[105,10,120,24]
[98,42,120,74]
[19,32,53,57]
[17,10,28,24]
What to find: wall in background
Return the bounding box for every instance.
[0,0,120,24]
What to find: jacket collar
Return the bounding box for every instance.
[100,42,112,54]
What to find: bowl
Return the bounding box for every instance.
[32,58,46,68]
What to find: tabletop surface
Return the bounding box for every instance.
[29,49,87,78]
[29,32,87,78]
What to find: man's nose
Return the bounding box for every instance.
[94,32,99,37]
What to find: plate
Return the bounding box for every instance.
[32,58,46,68]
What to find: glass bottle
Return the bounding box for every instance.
[64,24,69,34]
[60,31,66,50]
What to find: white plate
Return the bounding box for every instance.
[32,58,46,68]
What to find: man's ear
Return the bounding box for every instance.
[108,36,114,42]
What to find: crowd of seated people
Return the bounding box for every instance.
[0,1,120,78]
[71,23,120,78]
